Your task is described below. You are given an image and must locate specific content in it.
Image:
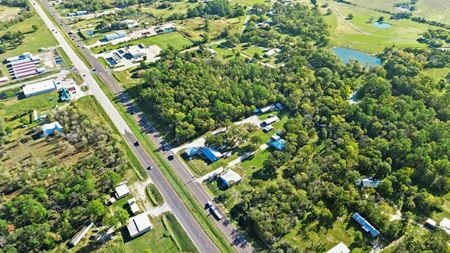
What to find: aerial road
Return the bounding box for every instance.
[33,0,255,252]
[30,1,220,252]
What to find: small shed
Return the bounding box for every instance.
[184,147,200,157]
[127,198,140,215]
[425,218,437,229]
[218,170,242,188]
[42,121,63,136]
[327,242,350,253]
[114,183,130,199]
[127,213,152,238]
[358,178,381,188]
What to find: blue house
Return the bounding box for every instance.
[201,147,222,163]
[352,212,380,238]
[268,135,286,151]
[42,121,63,136]
[59,88,71,102]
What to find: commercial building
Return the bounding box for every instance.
[127,213,152,238]
[219,170,242,188]
[114,183,130,199]
[352,212,380,238]
[68,221,93,247]
[6,53,43,80]
[327,242,350,253]
[42,121,63,136]
[22,79,57,97]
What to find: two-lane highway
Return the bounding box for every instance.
[31,1,219,252]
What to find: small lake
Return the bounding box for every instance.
[332,47,381,66]
[373,21,392,29]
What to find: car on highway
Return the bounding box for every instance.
[205,201,213,209]
[147,165,153,170]
[168,154,174,160]
[209,205,223,220]
[134,141,140,147]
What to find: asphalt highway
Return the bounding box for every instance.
[31,1,220,252]
[34,1,255,252]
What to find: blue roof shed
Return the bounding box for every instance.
[268,139,286,151]
[352,212,380,238]
[42,121,63,136]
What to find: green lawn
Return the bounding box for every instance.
[141,1,195,19]
[91,32,193,54]
[323,0,434,53]
[0,14,57,62]
[230,0,270,6]
[146,184,164,206]
[123,214,183,253]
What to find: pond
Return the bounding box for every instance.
[373,21,392,29]
[332,47,381,66]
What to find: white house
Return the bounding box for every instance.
[42,121,63,136]
[114,183,130,199]
[261,116,279,127]
[439,218,450,235]
[327,242,350,253]
[264,48,280,57]
[218,170,242,188]
[127,213,152,238]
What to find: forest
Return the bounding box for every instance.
[131,2,450,251]
[0,105,130,252]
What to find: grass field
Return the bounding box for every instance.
[146,184,164,206]
[178,16,245,41]
[322,0,434,53]
[0,14,57,62]
[91,32,193,54]
[231,0,269,6]
[141,1,195,19]
[0,5,21,20]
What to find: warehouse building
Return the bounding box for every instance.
[22,79,57,97]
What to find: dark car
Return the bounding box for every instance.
[147,165,153,170]
[168,155,174,161]
[134,141,140,147]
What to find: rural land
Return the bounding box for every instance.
[0,0,449,252]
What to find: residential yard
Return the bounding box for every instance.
[178,16,246,41]
[106,213,197,253]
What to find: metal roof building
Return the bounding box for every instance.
[352,212,380,238]
[327,242,350,253]
[219,170,242,188]
[114,183,130,199]
[42,121,63,136]
[201,147,222,163]
[22,79,56,97]
[127,213,152,238]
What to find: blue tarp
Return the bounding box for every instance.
[201,147,220,163]
[268,139,286,151]
[352,212,380,238]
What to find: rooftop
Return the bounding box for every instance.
[352,212,380,238]
[22,79,56,97]
[127,213,152,238]
[220,170,242,184]
[327,242,350,253]
[114,183,130,198]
